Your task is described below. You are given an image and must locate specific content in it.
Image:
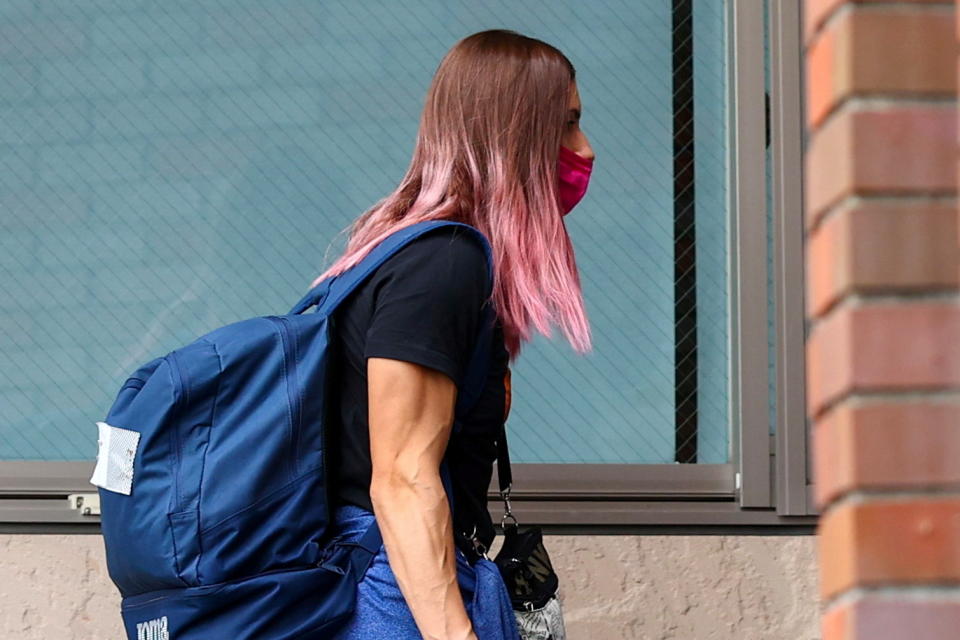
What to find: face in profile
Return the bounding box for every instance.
[562,82,594,161]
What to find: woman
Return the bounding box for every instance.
[316,29,595,639]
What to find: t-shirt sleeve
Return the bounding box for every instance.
[363,228,490,385]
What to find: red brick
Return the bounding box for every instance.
[806,202,850,317]
[813,401,960,507]
[806,108,854,229]
[851,11,957,93]
[822,601,853,640]
[806,202,959,317]
[807,18,843,129]
[807,8,956,128]
[805,0,952,42]
[818,502,859,599]
[848,205,959,290]
[806,106,957,228]
[819,497,960,599]
[805,0,843,35]
[807,307,852,417]
[806,303,960,416]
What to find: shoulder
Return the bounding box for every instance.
[361,226,494,382]
[379,225,490,285]
[396,225,488,265]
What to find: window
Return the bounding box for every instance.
[0,1,812,528]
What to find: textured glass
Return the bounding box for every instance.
[0,0,729,463]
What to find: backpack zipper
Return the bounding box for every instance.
[120,561,332,609]
[165,352,186,511]
[267,316,302,479]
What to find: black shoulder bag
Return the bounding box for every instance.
[488,371,566,640]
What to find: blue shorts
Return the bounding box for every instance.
[328,504,520,640]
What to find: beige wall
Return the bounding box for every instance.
[0,534,818,639]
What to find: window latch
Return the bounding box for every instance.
[68,493,101,516]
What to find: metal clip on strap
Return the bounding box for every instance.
[500,484,518,529]
[466,524,491,561]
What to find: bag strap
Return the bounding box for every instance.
[496,422,512,497]
[290,220,495,415]
[348,518,387,583]
[344,304,496,579]
[347,308,512,570]
[305,221,501,567]
[454,302,495,418]
[288,220,494,317]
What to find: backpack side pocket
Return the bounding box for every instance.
[169,509,201,586]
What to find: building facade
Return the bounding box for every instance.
[805,0,960,638]
[1,1,956,638]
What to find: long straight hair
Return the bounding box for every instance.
[312,29,591,358]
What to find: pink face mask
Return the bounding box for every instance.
[557,145,594,215]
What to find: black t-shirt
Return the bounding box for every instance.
[328,226,508,550]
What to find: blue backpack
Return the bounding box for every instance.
[93,221,494,640]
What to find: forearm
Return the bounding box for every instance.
[371,471,474,640]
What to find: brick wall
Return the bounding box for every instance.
[804,1,960,638]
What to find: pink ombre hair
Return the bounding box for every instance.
[312,29,591,358]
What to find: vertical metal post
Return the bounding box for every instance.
[770,0,811,516]
[729,0,772,508]
[673,0,699,464]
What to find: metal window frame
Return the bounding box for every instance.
[769,0,814,517]
[730,0,772,509]
[0,2,815,531]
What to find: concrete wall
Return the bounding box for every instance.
[0,534,819,639]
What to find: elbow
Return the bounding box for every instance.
[368,471,402,510]
[369,462,442,512]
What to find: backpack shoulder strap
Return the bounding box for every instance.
[289,220,493,317]
[291,220,494,416]
[314,222,498,563]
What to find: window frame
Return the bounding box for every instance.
[769,0,815,517]
[0,1,815,530]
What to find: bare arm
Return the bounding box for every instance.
[367,357,477,640]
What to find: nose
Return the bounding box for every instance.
[574,131,595,162]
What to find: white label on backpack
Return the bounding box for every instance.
[136,616,169,640]
[90,421,140,496]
